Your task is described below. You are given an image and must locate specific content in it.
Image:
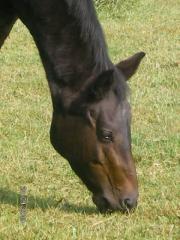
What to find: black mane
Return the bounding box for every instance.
[66,0,113,72]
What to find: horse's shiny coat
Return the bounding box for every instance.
[0,0,145,213]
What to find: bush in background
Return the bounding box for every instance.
[95,0,140,18]
[95,0,118,8]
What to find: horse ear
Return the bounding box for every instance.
[116,52,145,80]
[87,69,114,101]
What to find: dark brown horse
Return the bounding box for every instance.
[0,0,145,213]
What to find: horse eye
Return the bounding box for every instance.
[99,130,113,143]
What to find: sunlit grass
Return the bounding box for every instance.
[0,0,179,239]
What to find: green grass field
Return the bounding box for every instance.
[0,0,179,239]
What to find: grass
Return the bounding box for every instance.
[0,0,179,239]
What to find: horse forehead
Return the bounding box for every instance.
[99,100,127,123]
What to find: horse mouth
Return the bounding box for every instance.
[92,195,137,214]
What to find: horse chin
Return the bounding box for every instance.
[92,194,115,213]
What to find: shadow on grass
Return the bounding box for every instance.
[0,188,97,214]
[58,201,97,214]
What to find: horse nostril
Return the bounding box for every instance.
[123,198,136,210]
[124,198,132,207]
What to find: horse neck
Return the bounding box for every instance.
[36,9,111,79]
[22,0,112,110]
